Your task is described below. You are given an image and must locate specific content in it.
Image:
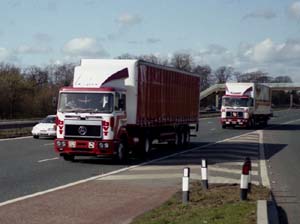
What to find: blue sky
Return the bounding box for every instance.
[1,0,300,82]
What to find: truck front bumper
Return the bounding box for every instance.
[221,118,249,126]
[54,139,118,157]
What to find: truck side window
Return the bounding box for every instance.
[115,93,120,111]
[115,93,126,111]
[120,94,126,111]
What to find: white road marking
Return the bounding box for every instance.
[259,130,271,189]
[0,127,279,207]
[0,136,32,142]
[38,157,59,163]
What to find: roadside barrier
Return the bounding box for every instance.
[240,158,251,200]
[182,167,190,204]
[201,159,208,190]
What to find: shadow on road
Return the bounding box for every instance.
[266,124,300,131]
[70,140,287,166]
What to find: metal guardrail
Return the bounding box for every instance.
[0,120,40,130]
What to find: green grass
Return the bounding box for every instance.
[131,183,270,224]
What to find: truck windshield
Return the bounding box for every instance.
[222,97,253,107]
[58,92,114,113]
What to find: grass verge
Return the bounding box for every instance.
[131,183,270,224]
[0,127,32,139]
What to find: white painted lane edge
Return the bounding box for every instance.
[259,130,271,189]
[0,130,258,207]
[38,157,59,163]
[0,136,32,142]
[5,118,299,207]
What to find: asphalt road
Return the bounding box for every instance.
[263,110,300,224]
[0,109,299,208]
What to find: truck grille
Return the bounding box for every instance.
[65,125,102,138]
[226,111,244,118]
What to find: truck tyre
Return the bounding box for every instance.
[183,129,190,145]
[140,137,152,159]
[116,141,128,163]
[262,119,268,127]
[251,118,256,129]
[175,131,184,146]
[63,154,75,162]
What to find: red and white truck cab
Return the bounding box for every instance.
[55,87,127,161]
[221,83,272,129]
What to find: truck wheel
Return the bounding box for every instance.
[63,154,75,162]
[262,119,268,127]
[116,141,128,163]
[183,129,190,145]
[251,118,256,129]
[140,137,152,159]
[176,131,184,146]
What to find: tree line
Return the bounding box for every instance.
[0,52,296,119]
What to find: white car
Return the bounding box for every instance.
[32,115,56,139]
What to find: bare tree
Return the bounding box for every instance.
[170,53,193,72]
[23,66,49,87]
[115,53,138,59]
[0,63,27,118]
[235,71,272,83]
[214,66,233,84]
[47,63,76,86]
[192,65,212,90]
[272,76,293,83]
[138,54,169,66]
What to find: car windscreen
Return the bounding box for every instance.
[41,116,55,123]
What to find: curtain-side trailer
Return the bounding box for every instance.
[54,59,200,162]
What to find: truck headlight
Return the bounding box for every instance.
[98,142,109,149]
[56,141,66,147]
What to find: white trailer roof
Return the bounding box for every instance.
[73,59,138,88]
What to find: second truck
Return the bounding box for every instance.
[54,59,200,162]
[221,82,272,129]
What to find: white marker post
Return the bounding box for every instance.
[201,159,208,190]
[240,159,250,201]
[182,167,190,204]
[245,157,252,193]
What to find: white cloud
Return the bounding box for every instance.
[116,13,142,26]
[242,9,277,20]
[245,38,300,64]
[192,39,300,82]
[63,37,109,58]
[0,47,18,62]
[16,45,51,54]
[289,1,300,19]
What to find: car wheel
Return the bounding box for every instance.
[33,135,39,139]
